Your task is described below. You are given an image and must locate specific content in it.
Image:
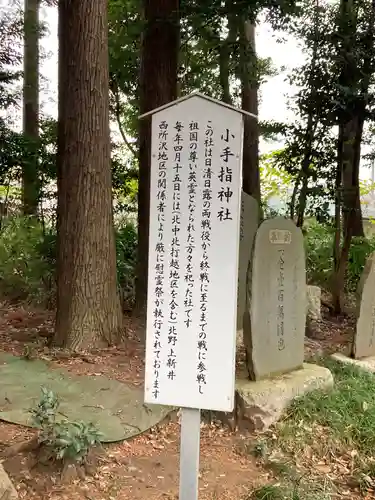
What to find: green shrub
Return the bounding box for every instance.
[31,386,59,428]
[0,216,138,306]
[347,236,375,291]
[0,216,54,302]
[3,214,374,304]
[30,387,102,464]
[304,221,334,289]
[304,220,375,292]
[115,221,137,307]
[36,228,57,268]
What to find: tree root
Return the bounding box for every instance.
[2,435,102,484]
[2,435,40,458]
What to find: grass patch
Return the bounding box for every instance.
[259,357,375,494]
[279,358,375,456]
[251,484,290,500]
[246,447,334,499]
[249,480,332,500]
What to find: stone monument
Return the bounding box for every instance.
[332,252,375,372]
[353,252,375,359]
[234,217,333,431]
[305,285,322,339]
[236,192,259,346]
[249,217,306,379]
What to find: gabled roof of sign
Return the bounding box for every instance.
[139,91,258,120]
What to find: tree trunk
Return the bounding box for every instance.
[238,19,260,379]
[332,125,344,314]
[22,0,39,216]
[296,0,320,229]
[333,127,342,270]
[341,116,364,238]
[332,115,364,314]
[331,0,375,312]
[218,11,237,105]
[332,226,352,315]
[239,20,260,202]
[296,119,318,229]
[54,0,123,351]
[339,0,375,239]
[290,173,301,221]
[337,0,364,237]
[219,43,231,105]
[135,0,179,313]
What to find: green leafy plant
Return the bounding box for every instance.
[0,216,54,302]
[30,387,102,464]
[304,221,334,289]
[0,215,137,307]
[30,386,59,428]
[115,220,137,307]
[347,236,375,291]
[304,220,375,292]
[47,420,103,463]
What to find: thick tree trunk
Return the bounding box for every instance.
[239,20,260,202]
[219,39,232,105]
[341,117,364,237]
[219,11,237,105]
[331,0,375,312]
[22,0,39,216]
[296,119,318,229]
[54,0,123,351]
[332,117,364,313]
[238,20,260,379]
[332,226,352,315]
[296,0,320,229]
[135,0,179,313]
[290,173,301,221]
[336,0,364,238]
[333,127,342,274]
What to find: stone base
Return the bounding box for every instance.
[235,363,333,431]
[331,352,375,373]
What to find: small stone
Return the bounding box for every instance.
[61,463,78,484]
[0,464,18,499]
[306,285,321,321]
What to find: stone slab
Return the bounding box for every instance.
[331,352,375,373]
[0,352,172,443]
[356,252,375,312]
[235,363,333,431]
[249,217,306,379]
[354,252,375,358]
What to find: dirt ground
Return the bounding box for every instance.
[0,301,358,499]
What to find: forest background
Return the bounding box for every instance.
[1,0,375,350]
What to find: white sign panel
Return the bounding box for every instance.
[144,95,243,412]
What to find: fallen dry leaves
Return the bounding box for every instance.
[0,300,370,499]
[0,302,266,500]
